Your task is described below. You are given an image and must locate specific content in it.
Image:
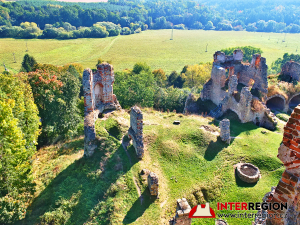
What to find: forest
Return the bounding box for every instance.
[2,0,300,39]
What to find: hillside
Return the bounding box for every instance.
[18,108,285,225]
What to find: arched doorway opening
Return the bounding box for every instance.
[94,83,103,106]
[289,94,300,109]
[266,96,285,111]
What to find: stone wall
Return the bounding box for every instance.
[148,172,159,196]
[128,106,144,158]
[169,198,192,225]
[281,61,300,81]
[220,119,230,143]
[83,63,121,157]
[200,49,277,130]
[228,75,238,95]
[237,55,268,96]
[263,106,300,224]
[183,93,199,114]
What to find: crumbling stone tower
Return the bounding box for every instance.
[262,105,300,225]
[128,106,144,158]
[199,49,277,130]
[83,63,121,157]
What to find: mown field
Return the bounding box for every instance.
[18,109,285,225]
[1,30,299,74]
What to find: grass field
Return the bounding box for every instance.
[1,30,299,74]
[18,109,285,225]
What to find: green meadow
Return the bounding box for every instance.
[1,30,299,74]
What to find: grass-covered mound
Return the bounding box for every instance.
[19,109,284,225]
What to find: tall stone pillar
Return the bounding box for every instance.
[239,87,253,123]
[128,106,144,158]
[83,69,97,157]
[228,75,238,95]
[220,119,230,143]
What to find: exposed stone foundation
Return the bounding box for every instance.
[83,63,121,157]
[128,106,144,158]
[169,198,192,225]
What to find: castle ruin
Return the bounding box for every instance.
[199,50,277,130]
[83,63,121,157]
[264,61,300,112]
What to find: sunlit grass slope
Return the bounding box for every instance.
[1,30,299,74]
[19,109,284,225]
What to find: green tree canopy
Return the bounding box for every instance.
[26,67,81,146]
[20,54,37,72]
[220,46,263,63]
[0,73,40,223]
[132,62,151,74]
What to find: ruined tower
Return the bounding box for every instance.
[83,63,121,157]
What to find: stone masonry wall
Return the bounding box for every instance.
[128,106,144,158]
[264,105,300,224]
[170,198,192,225]
[239,87,253,123]
[148,172,159,196]
[220,119,230,143]
[237,55,268,96]
[201,50,276,130]
[228,75,238,95]
[83,63,121,157]
[281,61,300,81]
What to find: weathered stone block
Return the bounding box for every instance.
[147,172,159,196]
[170,198,192,225]
[220,119,230,143]
[128,106,144,158]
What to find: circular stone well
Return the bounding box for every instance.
[215,219,228,225]
[236,163,260,183]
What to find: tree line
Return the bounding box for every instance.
[2,0,300,40]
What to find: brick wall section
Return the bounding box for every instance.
[128,106,144,158]
[83,63,121,157]
[265,105,300,224]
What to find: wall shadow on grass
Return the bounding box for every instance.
[209,109,258,141]
[123,189,156,224]
[204,136,227,161]
[19,136,136,225]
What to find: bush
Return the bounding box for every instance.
[276,113,289,122]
